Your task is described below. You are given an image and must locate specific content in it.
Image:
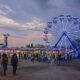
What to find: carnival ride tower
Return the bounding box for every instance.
[3,34,10,48]
[0,34,10,48]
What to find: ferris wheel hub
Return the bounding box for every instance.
[63,32,67,35]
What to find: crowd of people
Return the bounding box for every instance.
[18,51,73,65]
[0,53,18,76]
[0,50,73,76]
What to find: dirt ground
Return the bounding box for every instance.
[0,59,80,80]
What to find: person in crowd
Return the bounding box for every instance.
[69,53,72,62]
[54,53,57,62]
[24,53,27,59]
[48,56,51,64]
[0,53,1,59]
[51,55,54,64]
[64,53,67,62]
[57,54,61,65]
[11,53,18,75]
[1,53,8,76]
[67,53,70,62]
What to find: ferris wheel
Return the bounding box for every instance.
[43,15,80,53]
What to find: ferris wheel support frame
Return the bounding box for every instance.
[52,32,79,55]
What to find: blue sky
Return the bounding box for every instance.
[0,0,80,47]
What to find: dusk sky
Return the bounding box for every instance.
[0,0,80,47]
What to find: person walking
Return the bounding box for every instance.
[1,53,8,76]
[11,53,18,75]
[57,54,61,65]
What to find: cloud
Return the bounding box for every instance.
[0,15,20,27]
[8,31,44,47]
[0,10,7,15]
[23,17,45,29]
[9,37,32,47]
[0,15,45,29]
[64,0,80,7]
[0,15,45,43]
[0,15,45,47]
[34,0,55,10]
[0,4,14,15]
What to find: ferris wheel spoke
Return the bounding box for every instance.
[68,33,80,39]
[73,30,80,33]
[72,30,80,33]
[60,37,64,48]
[64,37,68,49]
[52,20,65,34]
[69,25,79,32]
[67,34,79,46]
[67,26,80,33]
[62,16,72,32]
[49,26,61,36]
[67,20,79,32]
[60,42,63,47]
[60,21,65,31]
[66,22,74,33]
[64,20,70,31]
[52,23,60,30]
[68,20,80,30]
[67,30,80,35]
[59,15,68,31]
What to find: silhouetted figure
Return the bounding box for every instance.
[2,53,8,76]
[69,53,72,62]
[0,53,1,59]
[24,53,27,59]
[11,53,18,75]
[57,54,61,65]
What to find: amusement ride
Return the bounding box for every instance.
[44,15,80,58]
